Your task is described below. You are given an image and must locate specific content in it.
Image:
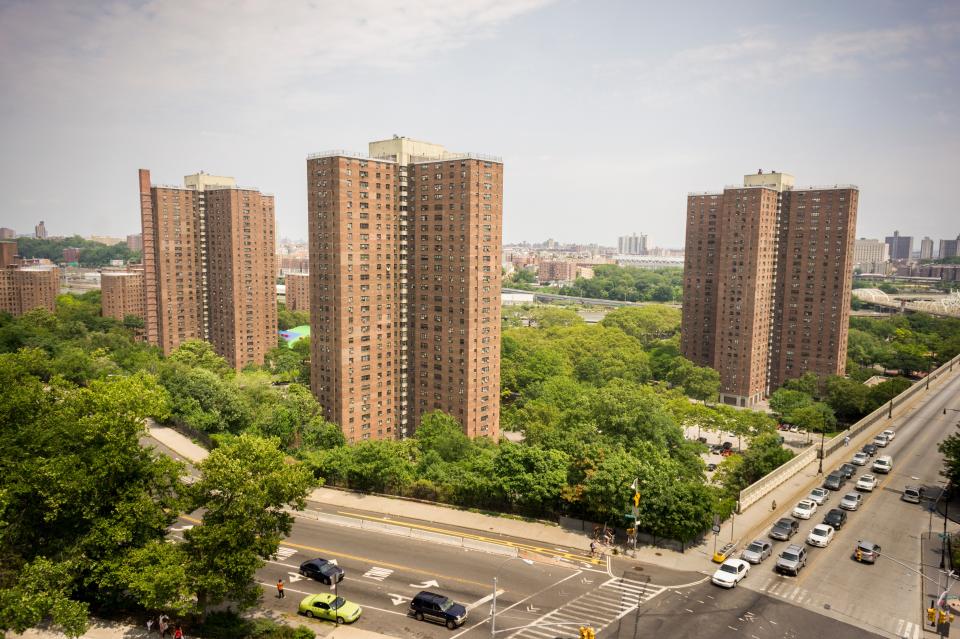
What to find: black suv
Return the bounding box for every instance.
[861,443,878,457]
[769,518,799,541]
[299,558,344,585]
[838,463,857,479]
[823,508,848,530]
[823,472,846,491]
[410,591,468,629]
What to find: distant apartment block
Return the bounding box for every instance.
[34,221,47,239]
[939,234,960,260]
[284,272,310,312]
[884,230,913,262]
[127,233,143,252]
[88,235,126,246]
[618,233,648,255]
[101,270,145,323]
[279,255,309,275]
[682,171,858,407]
[538,260,578,283]
[920,237,935,261]
[138,169,277,369]
[307,136,502,443]
[853,238,889,273]
[0,228,15,240]
[0,265,60,315]
[63,247,81,263]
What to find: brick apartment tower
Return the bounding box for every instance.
[101,270,145,323]
[0,240,16,268]
[307,136,502,443]
[0,265,60,315]
[681,171,858,407]
[285,273,310,312]
[139,169,277,369]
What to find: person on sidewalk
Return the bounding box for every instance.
[277,578,285,599]
[158,616,169,638]
[843,435,850,446]
[173,625,183,639]
[146,618,153,634]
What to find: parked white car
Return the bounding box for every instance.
[851,452,869,466]
[874,434,890,448]
[881,429,896,441]
[712,558,750,588]
[840,492,863,511]
[806,524,836,548]
[792,499,818,520]
[856,474,878,492]
[808,487,830,505]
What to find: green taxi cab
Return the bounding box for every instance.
[298,593,362,624]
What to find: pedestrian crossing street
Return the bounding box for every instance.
[749,576,921,639]
[507,577,666,638]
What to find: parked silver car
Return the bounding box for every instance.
[741,539,773,564]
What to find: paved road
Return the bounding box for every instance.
[735,370,960,639]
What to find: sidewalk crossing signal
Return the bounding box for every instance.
[579,627,596,639]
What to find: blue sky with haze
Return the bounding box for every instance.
[1,0,957,247]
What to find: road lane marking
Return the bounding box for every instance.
[363,567,393,581]
[465,590,502,610]
[336,509,602,565]
[274,546,297,560]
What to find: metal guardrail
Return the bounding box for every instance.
[738,352,960,511]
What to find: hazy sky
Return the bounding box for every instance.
[1,0,958,247]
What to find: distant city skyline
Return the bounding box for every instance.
[1,1,958,246]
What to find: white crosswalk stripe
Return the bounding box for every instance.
[507,577,666,638]
[362,566,393,581]
[273,546,297,560]
[751,577,920,639]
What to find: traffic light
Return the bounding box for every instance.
[579,627,588,639]
[856,549,863,562]
[928,606,937,625]
[633,492,640,508]
[579,627,595,639]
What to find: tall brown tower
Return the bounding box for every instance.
[681,172,858,407]
[307,137,502,443]
[139,169,277,368]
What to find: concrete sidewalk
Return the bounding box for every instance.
[14,618,396,639]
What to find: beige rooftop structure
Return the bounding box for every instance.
[742,170,796,192]
[183,172,236,191]
[369,136,451,164]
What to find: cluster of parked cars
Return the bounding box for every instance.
[295,558,467,629]
[711,428,904,589]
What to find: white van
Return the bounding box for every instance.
[873,434,890,448]
[872,455,893,474]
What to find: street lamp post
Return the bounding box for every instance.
[491,556,533,637]
[941,483,951,571]
[817,430,825,475]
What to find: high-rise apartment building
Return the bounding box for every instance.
[884,230,913,261]
[618,233,648,255]
[939,234,960,260]
[0,240,17,268]
[682,171,858,407]
[138,169,277,369]
[127,233,143,252]
[285,272,310,312]
[920,237,935,261]
[852,238,889,273]
[0,228,15,240]
[101,270,145,323]
[307,136,502,443]
[538,260,578,283]
[0,265,60,315]
[34,221,47,239]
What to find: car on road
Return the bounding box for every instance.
[853,540,882,564]
[881,429,896,441]
[808,487,830,505]
[873,434,890,448]
[840,492,863,511]
[769,517,800,541]
[851,452,869,466]
[838,463,857,479]
[806,524,836,548]
[741,539,773,564]
[722,441,733,451]
[862,443,878,457]
[298,593,362,624]
[823,472,847,491]
[713,542,737,563]
[856,474,878,492]
[410,591,468,629]
[902,486,924,503]
[712,558,750,588]
[823,508,848,530]
[299,558,345,585]
[872,455,893,474]
[775,544,808,576]
[792,499,818,520]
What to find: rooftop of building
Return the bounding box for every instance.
[306,149,502,164]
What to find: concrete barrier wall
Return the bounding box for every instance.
[738,353,960,512]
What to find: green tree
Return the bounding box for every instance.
[768,388,813,422]
[168,340,233,377]
[493,443,569,515]
[600,305,681,347]
[717,432,794,495]
[415,411,471,462]
[938,428,960,486]
[824,376,870,423]
[184,434,314,613]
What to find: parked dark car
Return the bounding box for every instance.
[862,443,878,457]
[853,540,881,564]
[409,591,468,629]
[722,441,733,451]
[823,472,846,491]
[299,558,344,585]
[697,436,708,444]
[769,517,800,541]
[823,508,848,530]
[838,463,857,479]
